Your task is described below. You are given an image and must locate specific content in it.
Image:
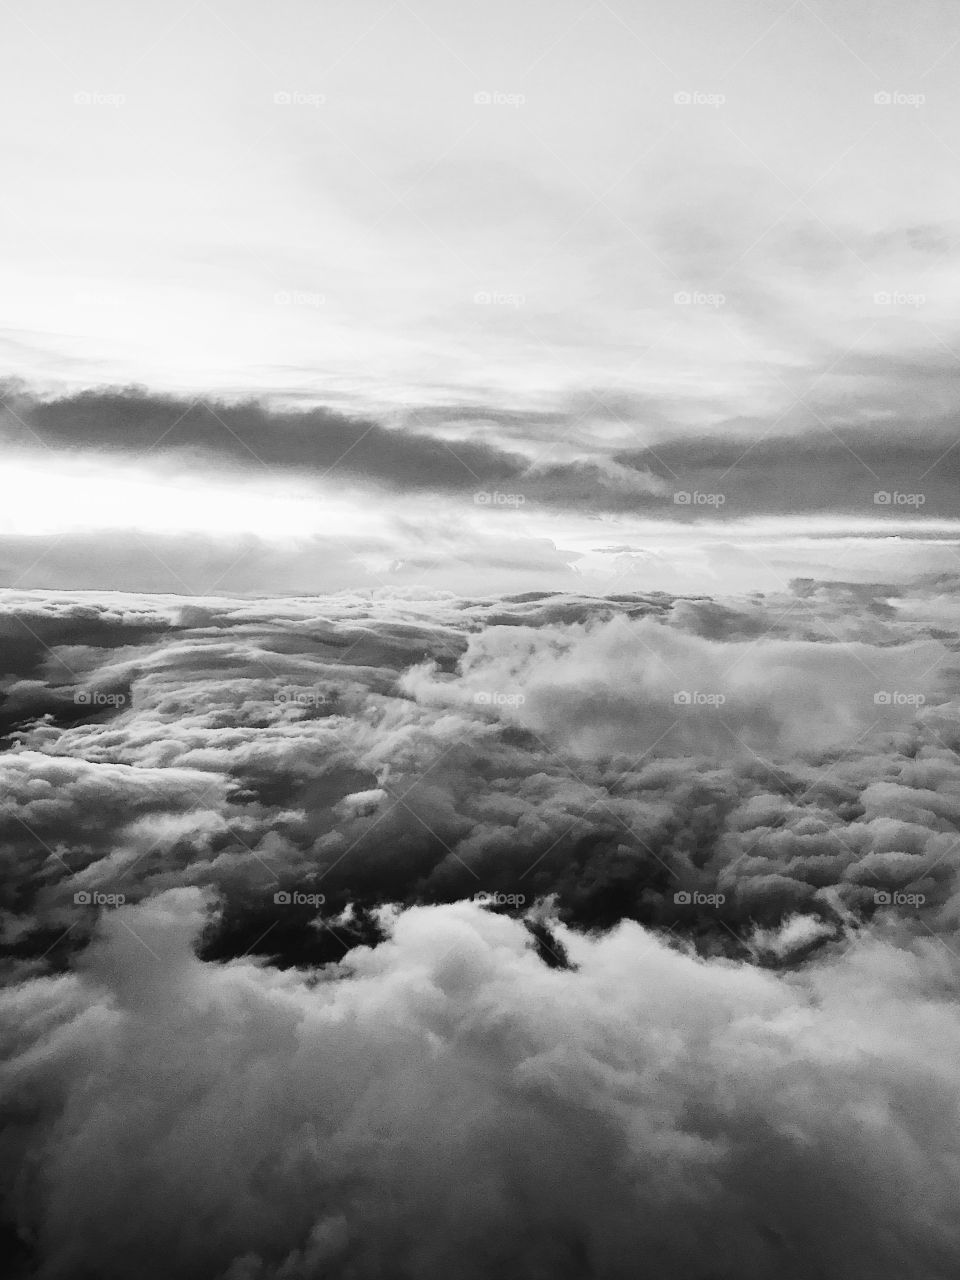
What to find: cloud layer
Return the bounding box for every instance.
[1,579,960,1278]
[6,383,960,519]
[4,889,960,1279]
[0,580,958,966]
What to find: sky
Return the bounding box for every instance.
[2,0,960,591]
[7,9,960,1271]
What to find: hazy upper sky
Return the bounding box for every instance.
[3,0,960,592]
[5,0,960,411]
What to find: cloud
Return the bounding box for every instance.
[0,579,957,1275]
[3,889,960,1278]
[9,383,960,527]
[0,582,957,969]
[0,385,667,515]
[612,422,960,520]
[403,611,951,757]
[0,527,581,597]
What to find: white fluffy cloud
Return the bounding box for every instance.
[3,890,960,1279]
[404,612,950,757]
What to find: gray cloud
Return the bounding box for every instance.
[3,889,960,1278]
[0,580,959,1276]
[0,581,957,967]
[0,384,665,514]
[7,382,960,522]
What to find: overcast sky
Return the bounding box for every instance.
[3,0,960,592]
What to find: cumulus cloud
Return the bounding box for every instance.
[0,580,958,1276]
[403,611,951,757]
[0,581,957,968]
[3,890,960,1279]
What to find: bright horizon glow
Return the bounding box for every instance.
[5,451,960,545]
[0,450,957,599]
